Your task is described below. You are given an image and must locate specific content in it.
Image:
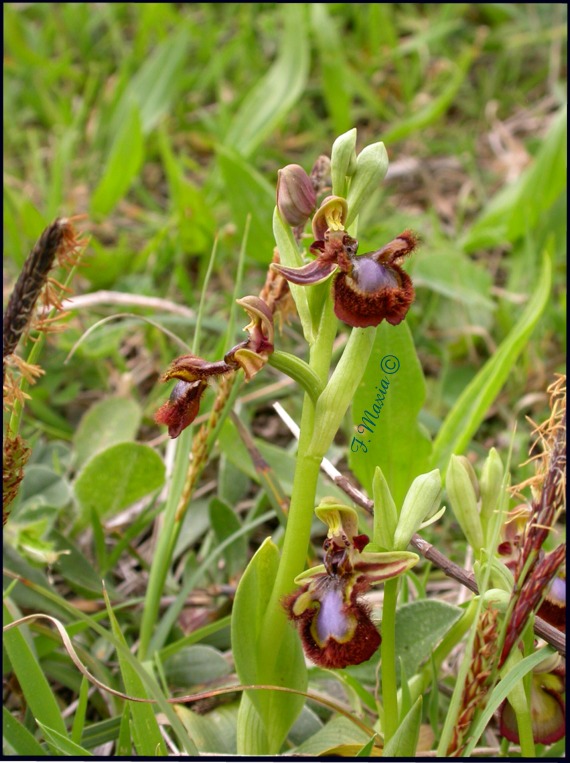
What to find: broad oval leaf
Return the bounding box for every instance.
[74,442,165,524]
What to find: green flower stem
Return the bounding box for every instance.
[268,351,324,404]
[258,299,337,665]
[381,576,400,743]
[514,698,536,757]
[307,326,376,458]
[138,425,193,660]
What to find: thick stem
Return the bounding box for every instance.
[381,577,400,743]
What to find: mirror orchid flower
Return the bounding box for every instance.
[283,500,418,668]
[273,194,417,328]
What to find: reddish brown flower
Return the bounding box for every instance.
[273,224,417,328]
[283,501,418,669]
[154,297,274,438]
[499,654,566,745]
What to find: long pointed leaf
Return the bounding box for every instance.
[432,244,552,471]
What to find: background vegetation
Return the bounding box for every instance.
[3,3,566,756]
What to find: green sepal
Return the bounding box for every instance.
[331,128,357,198]
[345,141,389,228]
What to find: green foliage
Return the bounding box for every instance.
[350,321,432,507]
[73,442,165,523]
[231,539,307,753]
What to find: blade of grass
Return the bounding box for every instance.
[463,646,554,757]
[3,603,67,739]
[138,238,218,660]
[2,706,46,757]
[224,3,309,157]
[147,510,274,654]
[36,721,93,757]
[70,675,90,745]
[103,586,167,757]
[432,243,552,472]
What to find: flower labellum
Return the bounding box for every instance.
[154,379,208,439]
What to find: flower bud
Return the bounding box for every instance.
[446,454,484,554]
[345,141,389,228]
[276,164,316,227]
[372,466,398,550]
[393,469,442,551]
[479,447,504,542]
[330,128,357,198]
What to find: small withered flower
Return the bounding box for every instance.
[499,652,566,745]
[155,297,274,438]
[283,500,418,669]
[272,195,417,328]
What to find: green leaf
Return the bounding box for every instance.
[463,646,554,756]
[73,397,143,469]
[291,715,372,755]
[163,644,231,687]
[17,465,72,512]
[395,600,463,679]
[48,529,109,595]
[174,702,239,754]
[224,4,309,157]
[90,103,144,218]
[3,603,67,740]
[2,706,46,756]
[209,498,247,580]
[349,320,432,507]
[108,27,191,136]
[310,4,352,135]
[217,146,275,263]
[432,245,552,471]
[104,590,167,756]
[462,104,567,250]
[74,442,165,524]
[382,697,422,758]
[232,538,307,754]
[36,721,92,757]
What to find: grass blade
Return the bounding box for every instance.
[2,706,46,757]
[3,603,67,738]
[432,244,552,471]
[36,721,93,757]
[103,588,167,756]
[225,4,309,157]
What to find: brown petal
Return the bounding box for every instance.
[369,230,418,265]
[161,354,233,383]
[271,258,338,286]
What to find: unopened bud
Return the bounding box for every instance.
[276,164,316,227]
[480,448,504,542]
[393,469,442,551]
[446,454,484,554]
